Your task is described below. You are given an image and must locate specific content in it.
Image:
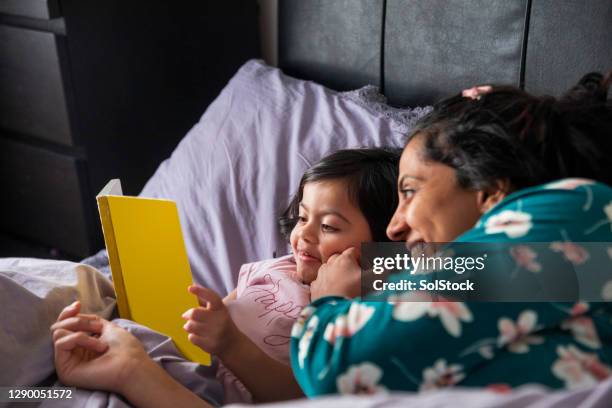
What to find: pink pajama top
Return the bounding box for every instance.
[217,255,310,403]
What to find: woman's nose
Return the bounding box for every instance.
[386,206,409,241]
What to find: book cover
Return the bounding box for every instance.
[96,179,211,366]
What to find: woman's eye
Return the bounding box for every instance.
[321,224,339,233]
[297,216,307,223]
[400,188,416,199]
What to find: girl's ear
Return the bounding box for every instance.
[476,179,511,214]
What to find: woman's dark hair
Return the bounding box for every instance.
[408,71,612,191]
[279,148,402,242]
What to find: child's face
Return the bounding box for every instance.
[290,179,373,284]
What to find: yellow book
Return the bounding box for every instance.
[96,179,211,366]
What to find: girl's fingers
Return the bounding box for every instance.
[181,307,208,321]
[188,286,223,311]
[182,319,207,335]
[54,330,108,353]
[187,333,207,351]
[56,301,81,322]
[50,315,103,333]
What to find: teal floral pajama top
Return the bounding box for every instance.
[290,179,612,395]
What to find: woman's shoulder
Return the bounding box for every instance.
[458,178,612,242]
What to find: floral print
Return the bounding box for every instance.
[484,210,532,238]
[336,362,387,394]
[297,316,318,369]
[392,300,473,338]
[291,180,612,396]
[545,178,595,190]
[561,303,602,349]
[509,245,541,272]
[585,201,612,234]
[552,345,611,389]
[605,202,612,223]
[602,280,612,301]
[291,305,316,338]
[550,242,589,265]
[323,303,375,344]
[497,310,544,353]
[420,359,465,391]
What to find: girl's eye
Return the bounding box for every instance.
[400,188,416,199]
[321,224,339,233]
[297,216,307,223]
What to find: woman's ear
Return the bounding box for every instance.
[476,179,511,214]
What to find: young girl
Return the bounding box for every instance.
[51,147,401,406]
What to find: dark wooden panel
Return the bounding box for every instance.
[60,0,260,197]
[0,0,60,19]
[384,0,526,107]
[525,0,612,97]
[0,137,92,257]
[278,0,382,91]
[0,25,73,145]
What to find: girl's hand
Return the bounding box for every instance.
[183,285,245,359]
[310,247,362,301]
[51,301,149,394]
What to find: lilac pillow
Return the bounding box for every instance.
[138,60,430,295]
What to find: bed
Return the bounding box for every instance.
[1,0,611,406]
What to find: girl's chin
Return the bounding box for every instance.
[298,266,319,284]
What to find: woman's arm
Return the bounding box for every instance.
[52,302,212,408]
[292,250,581,395]
[121,357,212,408]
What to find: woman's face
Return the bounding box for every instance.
[386,134,487,246]
[290,179,373,284]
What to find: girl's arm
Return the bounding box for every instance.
[184,285,303,401]
[219,332,304,402]
[223,288,237,304]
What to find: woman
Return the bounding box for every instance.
[295,72,612,394]
[51,73,612,404]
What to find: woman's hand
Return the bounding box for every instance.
[51,301,149,394]
[310,247,362,301]
[183,285,245,359]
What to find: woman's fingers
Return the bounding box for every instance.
[56,301,80,322]
[342,246,359,260]
[54,329,108,353]
[51,315,104,333]
[52,328,74,343]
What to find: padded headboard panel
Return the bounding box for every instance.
[278,0,611,107]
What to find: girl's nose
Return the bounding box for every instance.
[298,222,317,244]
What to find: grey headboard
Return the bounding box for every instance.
[278,0,611,107]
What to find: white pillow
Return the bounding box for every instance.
[138,60,430,295]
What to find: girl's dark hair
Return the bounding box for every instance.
[409,71,612,191]
[279,148,402,242]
